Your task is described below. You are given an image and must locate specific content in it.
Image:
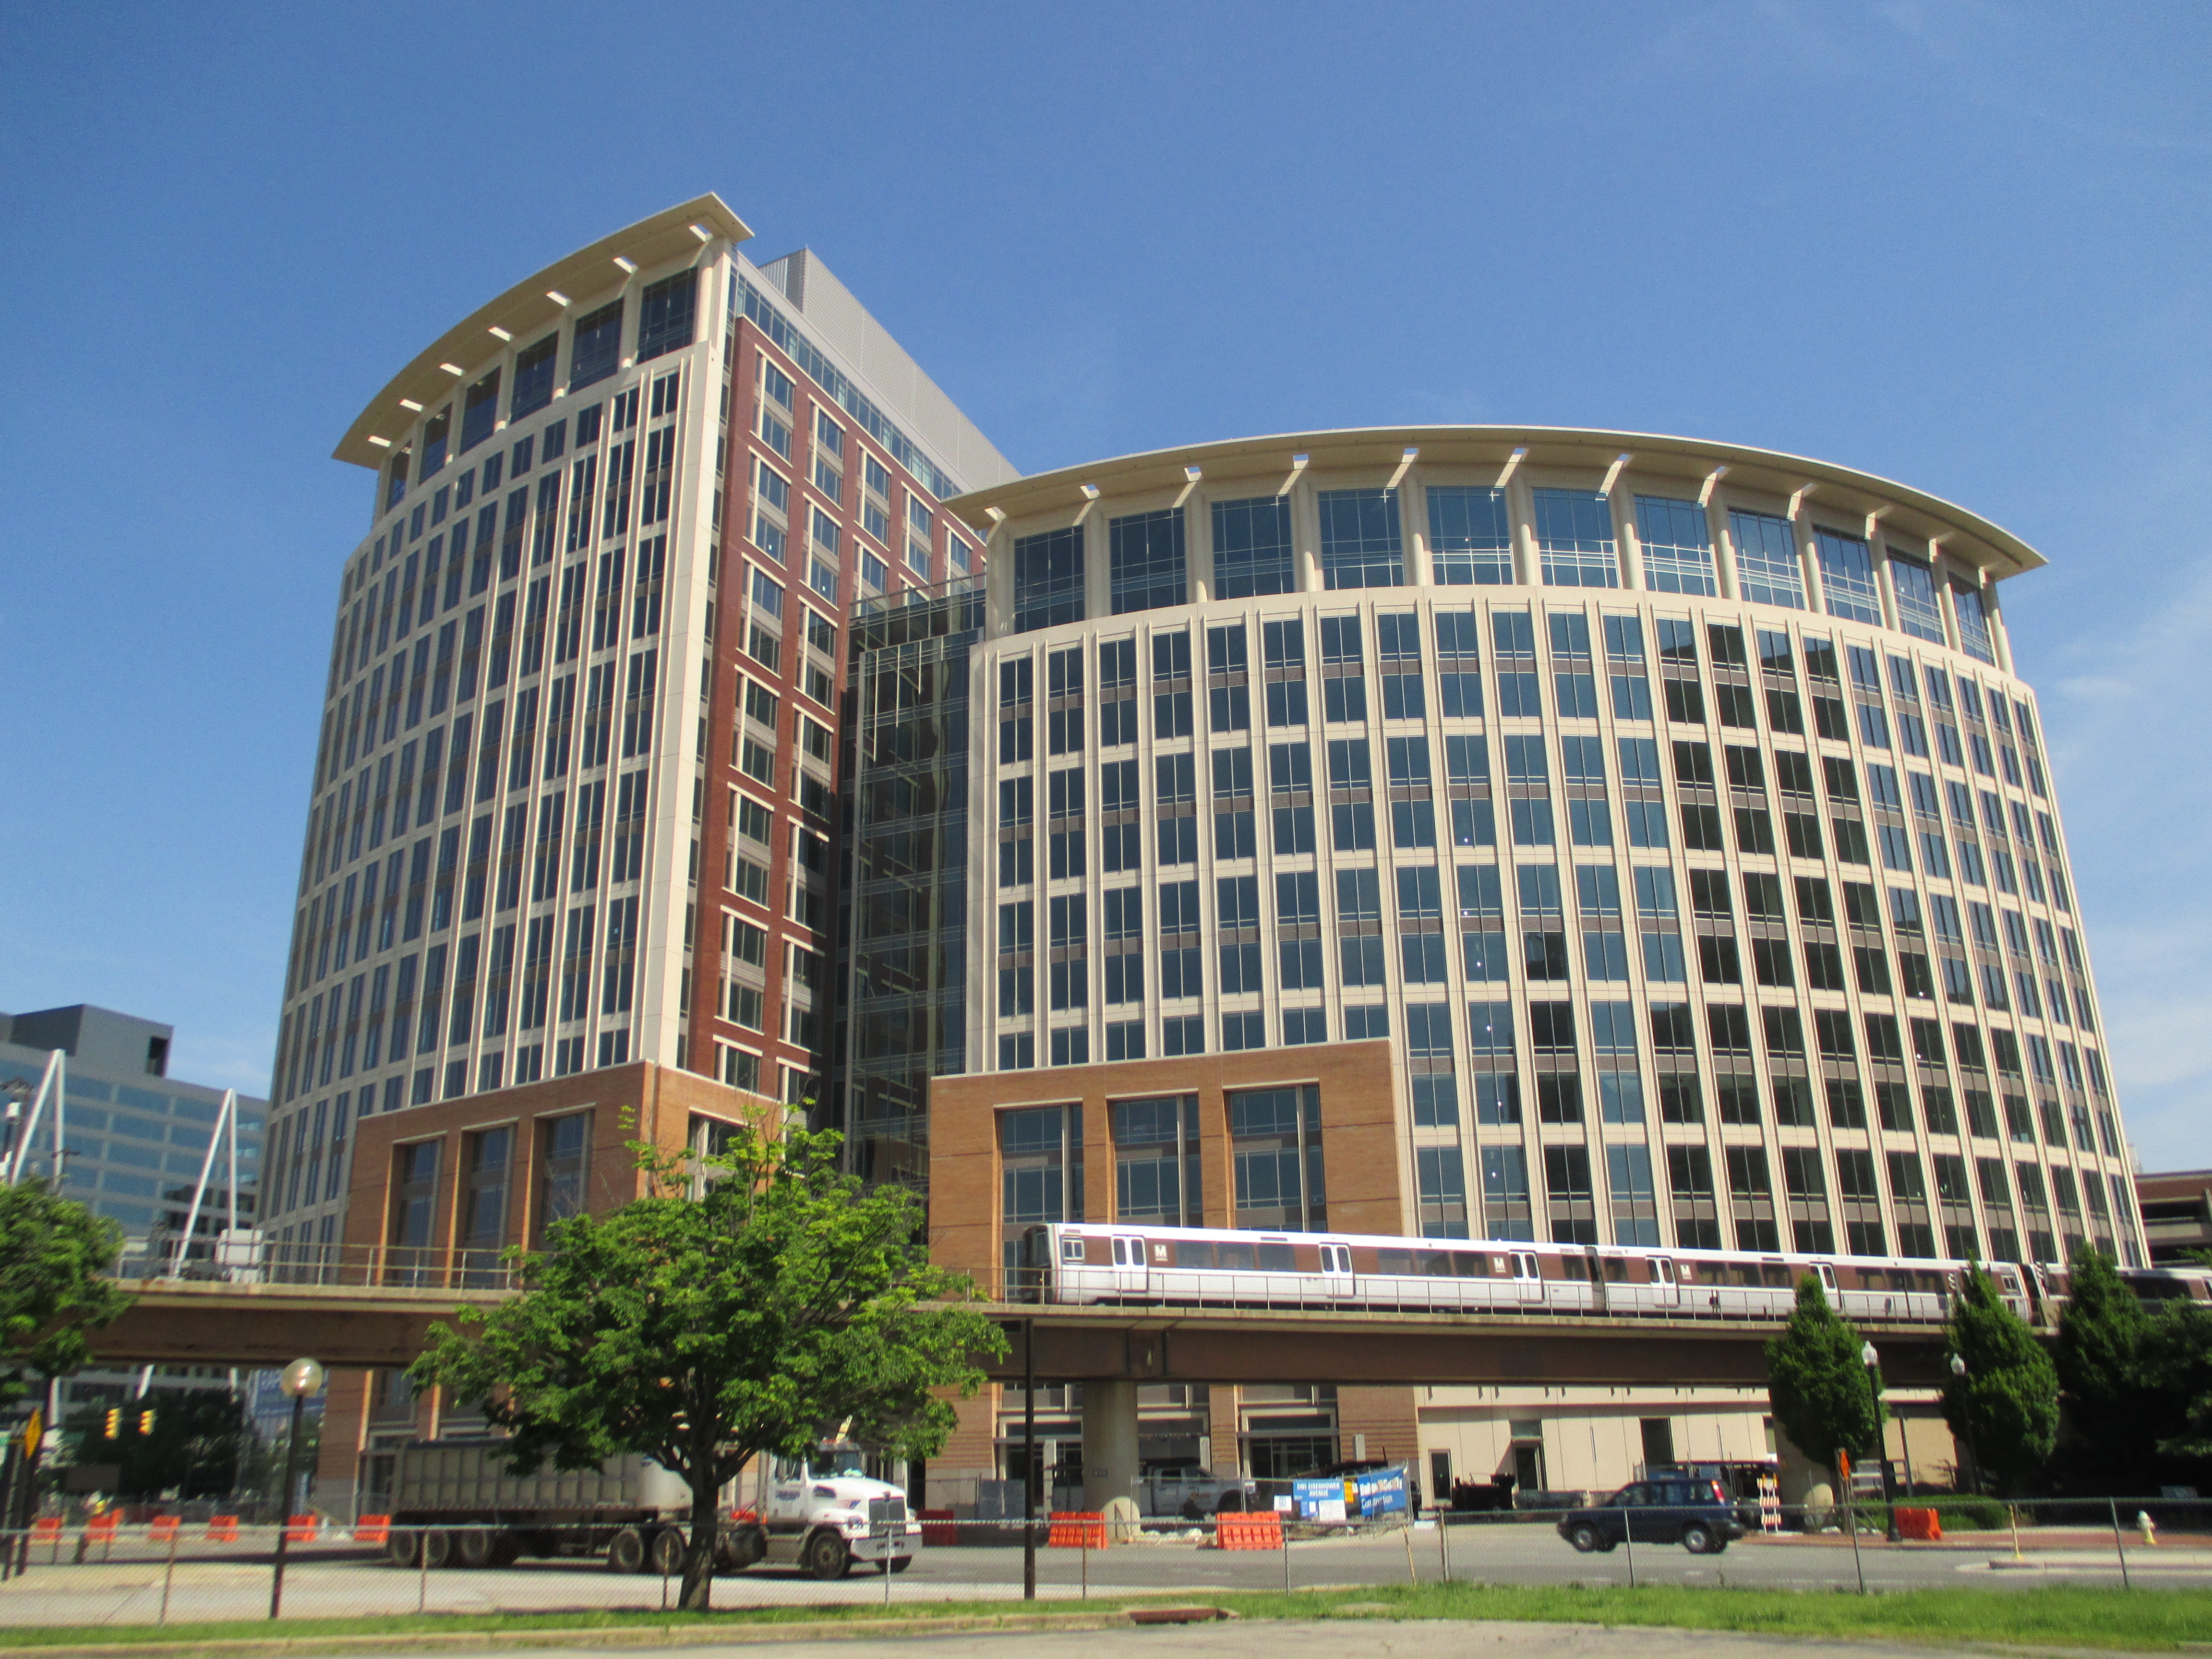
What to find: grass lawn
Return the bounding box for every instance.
[4,1581,2208,1652]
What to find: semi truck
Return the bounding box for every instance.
[381,1439,919,1579]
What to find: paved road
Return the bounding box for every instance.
[2,1525,2206,1626]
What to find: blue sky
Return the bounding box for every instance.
[3,3,2209,1166]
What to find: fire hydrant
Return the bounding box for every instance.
[2138,1511,2157,1546]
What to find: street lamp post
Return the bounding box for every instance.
[1948,1354,1980,1496]
[268,1358,325,1621]
[1862,1342,1896,1541]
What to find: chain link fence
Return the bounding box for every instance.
[0,1497,2205,1626]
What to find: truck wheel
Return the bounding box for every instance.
[422,1530,453,1570]
[455,1528,497,1569]
[1568,1523,1600,1553]
[890,1554,913,1574]
[804,1529,850,1581]
[649,1528,685,1576]
[717,1527,764,1572]
[386,1531,421,1569]
[489,1532,524,1568]
[606,1527,647,1574]
[1681,1523,1716,1555]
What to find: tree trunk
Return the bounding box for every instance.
[681,1471,720,1611]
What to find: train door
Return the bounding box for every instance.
[1650,1256,1679,1308]
[1319,1242,1355,1298]
[1512,1251,1543,1303]
[1109,1235,1149,1299]
[1814,1262,1839,1300]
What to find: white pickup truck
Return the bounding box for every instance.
[723,1446,922,1580]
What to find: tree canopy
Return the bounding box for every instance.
[2053,1244,2164,1491]
[60,1387,250,1500]
[410,1120,1006,1610]
[0,1177,131,1407]
[1766,1274,1884,1486]
[1943,1262,2058,1493]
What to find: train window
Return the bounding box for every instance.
[1216,1241,1256,1271]
[1258,1243,1297,1271]
[1561,1257,1590,1280]
[1377,1249,1416,1274]
[1061,1236,1087,1262]
[1598,1256,1630,1282]
[1419,1251,1455,1276]
[1764,1265,1795,1288]
[1451,1252,1485,1276]
[1175,1240,1216,1267]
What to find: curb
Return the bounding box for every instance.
[0,1607,1187,1659]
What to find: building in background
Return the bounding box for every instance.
[0,1004,264,1414]
[2136,1168,2212,1267]
[865,425,2145,1503]
[260,195,1016,1512]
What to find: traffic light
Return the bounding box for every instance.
[138,1409,156,1436]
[103,1408,120,1440]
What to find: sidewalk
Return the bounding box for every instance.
[1745,1527,2210,1552]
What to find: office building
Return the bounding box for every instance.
[1,1003,264,1412]
[2136,1167,2212,1267]
[260,194,1012,1263]
[264,196,1015,1510]
[857,426,2145,1500]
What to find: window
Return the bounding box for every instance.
[1211,496,1295,596]
[1012,526,1084,632]
[508,333,558,421]
[1532,489,1618,587]
[568,300,623,392]
[1813,529,1882,624]
[1428,486,1513,584]
[1109,507,1187,613]
[459,368,501,455]
[1953,581,1997,664]
[1317,487,1404,588]
[1634,496,1717,594]
[1230,1084,1324,1229]
[636,270,697,361]
[1891,554,1946,643]
[1728,509,1804,609]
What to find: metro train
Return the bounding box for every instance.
[1016,1221,2212,1329]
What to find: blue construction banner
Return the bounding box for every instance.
[1356,1466,1410,1517]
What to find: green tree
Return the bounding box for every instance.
[1943,1263,2059,1493]
[410,1122,1006,1610]
[60,1387,250,1500]
[1766,1274,1883,1489]
[0,1178,131,1407]
[2053,1244,2162,1491]
[2148,1295,2212,1471]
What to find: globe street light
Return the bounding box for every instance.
[1948,1354,1980,1496]
[1861,1342,1896,1540]
[268,1358,325,1620]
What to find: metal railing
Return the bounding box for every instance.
[0,1497,2202,1626]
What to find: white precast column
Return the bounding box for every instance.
[1082,1377,1142,1512]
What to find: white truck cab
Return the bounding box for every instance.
[724,1445,921,1580]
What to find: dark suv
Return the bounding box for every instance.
[1557,1478,1746,1555]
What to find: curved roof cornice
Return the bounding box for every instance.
[333,193,752,469]
[949,425,2045,578]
